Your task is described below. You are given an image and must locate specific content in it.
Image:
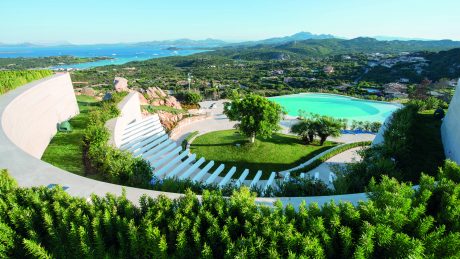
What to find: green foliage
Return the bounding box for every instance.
[191,130,336,178]
[224,94,283,143]
[272,176,333,197]
[290,141,372,175]
[1,161,460,257]
[82,92,152,187]
[291,114,342,145]
[176,91,203,105]
[335,105,445,193]
[0,70,52,95]
[22,239,52,259]
[408,96,448,111]
[181,131,199,150]
[143,105,186,115]
[0,56,112,70]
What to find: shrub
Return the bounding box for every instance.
[181,131,199,150]
[82,92,152,187]
[0,70,53,95]
[176,91,203,105]
[1,161,460,257]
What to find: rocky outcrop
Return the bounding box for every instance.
[146,87,167,99]
[144,87,182,110]
[81,87,96,96]
[137,92,149,105]
[157,111,184,131]
[114,77,129,92]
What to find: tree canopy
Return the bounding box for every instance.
[291,114,342,145]
[224,94,283,143]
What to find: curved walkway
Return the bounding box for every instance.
[0,78,371,208]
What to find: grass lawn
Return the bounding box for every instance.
[41,95,99,176]
[190,130,337,179]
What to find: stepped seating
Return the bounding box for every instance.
[119,116,287,195]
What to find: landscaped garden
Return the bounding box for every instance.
[190,129,336,179]
[41,95,99,176]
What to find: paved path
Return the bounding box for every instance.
[304,147,365,188]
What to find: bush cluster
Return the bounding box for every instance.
[334,105,444,194]
[175,91,203,105]
[0,70,52,95]
[408,96,448,111]
[82,92,152,187]
[2,160,460,258]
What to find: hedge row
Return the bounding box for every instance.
[0,70,53,95]
[82,92,152,187]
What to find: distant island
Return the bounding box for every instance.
[166,47,181,51]
[0,56,113,70]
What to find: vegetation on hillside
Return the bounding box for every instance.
[0,70,52,95]
[0,56,112,69]
[2,160,460,257]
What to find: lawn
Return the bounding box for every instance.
[41,95,99,176]
[190,130,337,179]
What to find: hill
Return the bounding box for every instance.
[205,37,460,60]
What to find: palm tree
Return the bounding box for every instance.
[314,116,342,145]
[291,119,316,144]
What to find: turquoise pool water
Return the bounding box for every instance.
[269,93,401,122]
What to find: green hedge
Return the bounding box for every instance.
[2,160,460,258]
[0,70,53,95]
[290,141,372,175]
[82,92,152,187]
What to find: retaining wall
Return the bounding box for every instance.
[441,80,460,164]
[1,73,79,158]
[105,91,142,147]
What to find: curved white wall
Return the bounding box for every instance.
[1,73,79,158]
[105,91,142,147]
[442,80,460,164]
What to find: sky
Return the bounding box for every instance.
[1,0,459,44]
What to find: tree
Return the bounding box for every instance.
[177,91,203,105]
[291,119,316,144]
[291,115,342,146]
[224,94,283,143]
[314,116,342,145]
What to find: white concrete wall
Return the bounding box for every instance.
[372,114,393,146]
[1,73,79,158]
[441,80,460,164]
[106,91,142,147]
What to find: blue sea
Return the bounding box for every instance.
[0,44,210,69]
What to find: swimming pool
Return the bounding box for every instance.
[269,93,401,122]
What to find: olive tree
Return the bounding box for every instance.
[224,94,283,143]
